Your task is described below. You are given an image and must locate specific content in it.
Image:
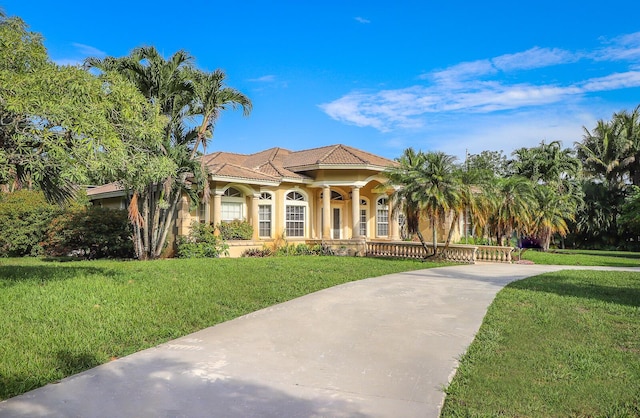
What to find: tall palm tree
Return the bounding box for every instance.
[413,152,461,257]
[492,176,536,246]
[85,48,251,259]
[531,185,573,251]
[385,149,462,258]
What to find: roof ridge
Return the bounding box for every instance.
[335,144,369,164]
[313,144,341,164]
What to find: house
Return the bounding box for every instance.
[87,144,465,256]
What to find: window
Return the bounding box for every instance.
[321,190,344,200]
[285,191,307,237]
[221,187,244,221]
[376,197,389,237]
[198,202,207,224]
[359,199,367,237]
[221,202,242,221]
[258,192,273,237]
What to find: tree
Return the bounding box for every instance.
[491,176,536,246]
[386,150,461,257]
[509,140,582,250]
[85,47,251,259]
[0,15,165,204]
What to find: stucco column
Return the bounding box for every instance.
[390,195,400,241]
[212,191,223,235]
[351,186,361,238]
[251,193,260,241]
[322,185,331,239]
[204,196,211,225]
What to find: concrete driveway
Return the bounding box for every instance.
[1,263,637,417]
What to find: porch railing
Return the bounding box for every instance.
[366,240,514,264]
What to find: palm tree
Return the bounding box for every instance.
[492,176,536,246]
[412,152,461,257]
[385,149,462,258]
[85,48,252,259]
[531,185,573,251]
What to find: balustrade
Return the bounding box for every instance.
[366,241,514,264]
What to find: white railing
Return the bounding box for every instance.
[366,241,514,264]
[474,245,514,263]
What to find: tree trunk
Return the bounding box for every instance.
[431,217,438,258]
[442,211,460,253]
[415,230,432,259]
[153,187,183,259]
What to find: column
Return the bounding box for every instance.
[251,193,260,241]
[322,185,331,239]
[204,195,211,225]
[212,191,223,235]
[390,195,400,241]
[351,186,361,238]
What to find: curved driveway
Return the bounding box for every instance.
[1,263,638,417]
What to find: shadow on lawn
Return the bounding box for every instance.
[508,273,640,308]
[0,265,118,287]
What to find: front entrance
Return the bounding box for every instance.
[332,208,341,239]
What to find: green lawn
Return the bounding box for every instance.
[519,248,640,267]
[442,269,640,417]
[0,256,442,400]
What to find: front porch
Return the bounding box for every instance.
[224,238,515,263]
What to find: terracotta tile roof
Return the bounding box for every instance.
[202,144,395,183]
[86,183,124,196]
[209,163,280,182]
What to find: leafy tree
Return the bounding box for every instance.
[619,186,640,242]
[85,47,251,259]
[0,15,166,204]
[465,150,509,182]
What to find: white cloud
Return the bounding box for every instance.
[491,47,576,71]
[71,42,106,58]
[248,75,276,82]
[355,17,370,24]
[321,32,640,133]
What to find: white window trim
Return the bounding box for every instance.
[221,187,246,222]
[376,195,389,238]
[284,189,309,238]
[258,192,274,238]
[360,197,369,238]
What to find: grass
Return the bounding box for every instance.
[519,248,640,267]
[441,269,640,417]
[0,256,444,400]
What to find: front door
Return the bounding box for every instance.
[332,208,341,239]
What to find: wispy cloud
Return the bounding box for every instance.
[320,32,640,133]
[72,42,106,58]
[53,42,106,66]
[248,75,276,82]
[355,17,370,24]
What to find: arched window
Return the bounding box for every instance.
[258,192,273,237]
[360,198,368,237]
[376,196,389,237]
[285,191,307,237]
[221,187,245,221]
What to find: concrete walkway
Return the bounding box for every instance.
[1,264,638,417]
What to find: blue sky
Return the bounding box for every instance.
[3,0,640,161]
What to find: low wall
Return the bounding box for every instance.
[366,241,514,264]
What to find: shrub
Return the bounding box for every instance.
[0,190,60,257]
[43,206,134,259]
[217,220,253,240]
[241,247,273,257]
[177,222,229,258]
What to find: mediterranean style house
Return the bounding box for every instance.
[87,144,463,256]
